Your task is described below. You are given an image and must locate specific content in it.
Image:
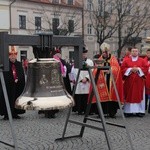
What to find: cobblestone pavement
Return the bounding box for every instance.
[0,109,150,150]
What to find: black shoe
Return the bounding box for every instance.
[136,113,144,118]
[13,115,21,119]
[38,110,44,114]
[45,112,56,118]
[46,114,56,118]
[50,114,56,118]
[109,114,116,118]
[89,113,94,115]
[124,113,133,117]
[45,113,56,118]
[78,112,84,115]
[3,116,8,120]
[140,113,145,116]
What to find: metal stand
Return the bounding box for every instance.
[0,31,84,149]
[0,69,18,150]
[56,66,134,150]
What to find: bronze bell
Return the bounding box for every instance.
[15,58,74,110]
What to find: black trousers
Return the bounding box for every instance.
[74,94,88,114]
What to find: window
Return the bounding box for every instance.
[35,17,41,30]
[52,18,59,35]
[119,2,123,14]
[126,4,132,14]
[68,0,73,5]
[87,24,92,35]
[144,29,147,38]
[87,0,93,11]
[98,0,102,5]
[69,51,74,62]
[20,50,27,61]
[19,15,26,29]
[52,0,59,3]
[68,20,74,33]
[98,0,104,16]
[108,2,114,14]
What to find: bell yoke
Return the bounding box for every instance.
[0,32,83,112]
[16,33,75,111]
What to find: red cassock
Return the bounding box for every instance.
[88,55,124,104]
[121,57,148,103]
[144,57,150,95]
[123,55,131,61]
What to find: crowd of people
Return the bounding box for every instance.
[0,44,150,120]
[71,45,150,118]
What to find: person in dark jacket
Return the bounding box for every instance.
[53,48,72,94]
[0,46,25,120]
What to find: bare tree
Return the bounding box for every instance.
[89,0,150,57]
[115,0,150,58]
[89,0,120,54]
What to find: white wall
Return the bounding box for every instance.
[0,3,9,30]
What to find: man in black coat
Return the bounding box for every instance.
[0,46,25,120]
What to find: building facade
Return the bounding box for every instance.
[0,1,9,32]
[1,0,150,61]
[8,0,84,62]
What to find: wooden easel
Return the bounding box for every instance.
[0,69,18,150]
[56,66,134,150]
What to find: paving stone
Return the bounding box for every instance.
[0,110,150,150]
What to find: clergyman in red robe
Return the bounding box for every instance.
[88,43,124,118]
[144,49,150,113]
[121,48,148,117]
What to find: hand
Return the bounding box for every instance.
[71,80,76,84]
[131,67,138,73]
[82,78,88,83]
[15,79,18,83]
[103,70,110,74]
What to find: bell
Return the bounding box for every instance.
[15,58,74,110]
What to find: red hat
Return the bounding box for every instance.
[9,46,18,55]
[55,48,61,54]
